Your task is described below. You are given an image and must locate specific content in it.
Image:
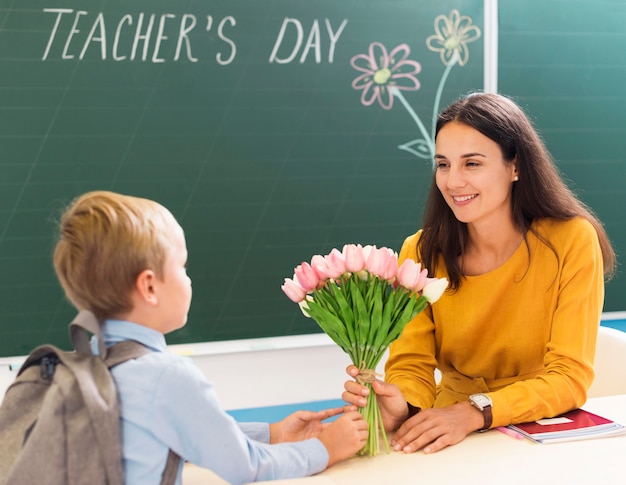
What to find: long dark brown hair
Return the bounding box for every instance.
[417,93,616,291]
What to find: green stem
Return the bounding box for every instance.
[357,382,389,456]
[377,397,390,453]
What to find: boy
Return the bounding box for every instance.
[53,191,367,485]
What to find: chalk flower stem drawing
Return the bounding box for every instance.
[350,9,481,163]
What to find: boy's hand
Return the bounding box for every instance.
[270,406,356,443]
[318,411,368,466]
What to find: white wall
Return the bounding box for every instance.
[169,334,364,410]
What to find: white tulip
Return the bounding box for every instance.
[422,278,448,303]
[298,296,314,318]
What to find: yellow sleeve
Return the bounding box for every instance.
[384,231,438,409]
[489,218,604,426]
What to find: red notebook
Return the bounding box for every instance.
[507,408,625,444]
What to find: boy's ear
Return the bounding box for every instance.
[135,269,158,305]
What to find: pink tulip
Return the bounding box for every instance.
[281,278,307,303]
[324,248,346,279]
[342,244,366,273]
[413,268,429,293]
[294,262,319,292]
[362,245,375,263]
[366,246,391,278]
[397,259,421,290]
[382,248,398,281]
[397,259,430,293]
[310,254,331,281]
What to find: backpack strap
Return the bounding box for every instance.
[68,310,183,483]
[107,341,183,484]
[69,310,106,356]
[68,310,150,364]
[104,340,152,368]
[160,449,182,485]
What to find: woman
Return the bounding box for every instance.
[343,93,617,454]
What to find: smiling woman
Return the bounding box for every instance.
[342,92,617,456]
[434,122,518,232]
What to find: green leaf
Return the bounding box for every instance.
[298,273,432,380]
[305,300,351,352]
[327,282,357,344]
[382,295,429,347]
[351,282,369,335]
[314,286,342,317]
[370,283,382,331]
[370,288,395,350]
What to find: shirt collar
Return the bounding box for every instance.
[97,319,168,353]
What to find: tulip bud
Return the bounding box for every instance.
[281,278,307,303]
[422,278,448,303]
[298,296,313,318]
[366,246,390,278]
[294,262,319,292]
[397,259,420,290]
[324,248,346,279]
[343,244,366,273]
[412,268,429,293]
[382,248,398,281]
[362,245,376,263]
[311,254,331,281]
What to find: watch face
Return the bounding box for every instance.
[471,394,491,409]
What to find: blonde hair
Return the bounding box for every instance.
[53,191,182,320]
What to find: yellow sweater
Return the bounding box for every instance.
[386,217,604,428]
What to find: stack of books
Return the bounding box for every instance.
[505,408,625,444]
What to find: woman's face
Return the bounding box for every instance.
[434,121,518,229]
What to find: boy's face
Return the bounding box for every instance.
[156,227,192,333]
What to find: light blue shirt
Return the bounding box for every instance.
[96,320,328,485]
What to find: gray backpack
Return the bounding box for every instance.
[0,311,180,485]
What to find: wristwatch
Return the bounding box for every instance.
[469,393,493,430]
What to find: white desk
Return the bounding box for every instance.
[183,394,626,485]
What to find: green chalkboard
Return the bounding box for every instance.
[0,0,485,356]
[499,0,626,318]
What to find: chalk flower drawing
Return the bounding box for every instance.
[350,9,481,162]
[350,42,421,110]
[426,9,481,66]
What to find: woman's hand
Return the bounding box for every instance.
[391,401,484,454]
[342,365,409,432]
[269,406,356,443]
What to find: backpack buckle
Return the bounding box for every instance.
[40,356,59,380]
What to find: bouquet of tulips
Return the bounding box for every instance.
[282,244,447,456]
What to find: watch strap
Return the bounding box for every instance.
[470,394,493,430]
[479,404,493,430]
